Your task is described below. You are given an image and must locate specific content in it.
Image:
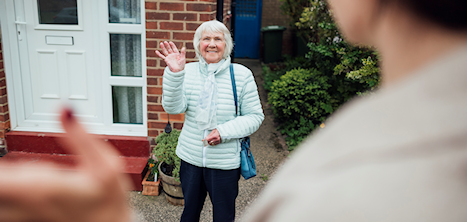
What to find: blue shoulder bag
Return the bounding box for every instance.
[230,64,257,180]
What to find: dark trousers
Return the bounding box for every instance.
[179,159,240,222]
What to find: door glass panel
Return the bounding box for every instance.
[112,86,143,124]
[37,0,78,25]
[110,34,142,77]
[108,0,141,24]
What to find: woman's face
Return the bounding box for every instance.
[200,32,226,64]
[327,0,379,44]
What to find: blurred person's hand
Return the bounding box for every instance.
[0,108,131,222]
[156,41,186,73]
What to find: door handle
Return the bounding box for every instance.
[14,20,26,41]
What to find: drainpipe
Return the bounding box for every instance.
[216,0,224,22]
[230,0,236,63]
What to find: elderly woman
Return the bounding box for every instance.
[156,20,264,221]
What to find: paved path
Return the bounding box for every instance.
[129,59,289,222]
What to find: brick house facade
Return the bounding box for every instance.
[145,0,231,140]
[0,36,10,140]
[0,0,233,190]
[0,0,232,140]
[0,0,292,142]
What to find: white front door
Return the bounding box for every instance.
[2,0,147,136]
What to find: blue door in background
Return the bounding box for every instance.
[234,0,262,59]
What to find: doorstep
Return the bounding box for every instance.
[1,151,148,191]
[1,131,151,191]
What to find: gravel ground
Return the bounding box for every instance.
[129,59,289,222]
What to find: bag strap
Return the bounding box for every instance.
[230,64,238,116]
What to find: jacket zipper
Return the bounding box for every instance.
[203,130,208,167]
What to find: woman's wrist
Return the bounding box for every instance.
[169,67,184,73]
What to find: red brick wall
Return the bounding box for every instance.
[0,39,11,139]
[145,0,229,138]
[261,0,293,56]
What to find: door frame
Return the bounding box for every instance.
[0,0,22,132]
[0,0,148,136]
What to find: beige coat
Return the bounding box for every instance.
[242,45,467,222]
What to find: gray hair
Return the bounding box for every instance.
[193,20,234,60]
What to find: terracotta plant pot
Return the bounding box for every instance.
[142,171,160,196]
[159,162,184,206]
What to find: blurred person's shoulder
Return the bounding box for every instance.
[241,45,467,222]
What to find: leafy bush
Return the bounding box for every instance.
[306,41,379,107]
[262,56,309,92]
[152,129,181,181]
[334,52,381,89]
[268,68,333,148]
[265,0,381,150]
[294,0,338,44]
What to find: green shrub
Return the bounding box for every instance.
[280,116,317,150]
[306,41,377,107]
[262,56,309,92]
[266,0,381,150]
[152,129,181,181]
[268,68,333,149]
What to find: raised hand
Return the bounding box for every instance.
[156,41,186,73]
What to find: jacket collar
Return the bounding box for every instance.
[199,56,231,76]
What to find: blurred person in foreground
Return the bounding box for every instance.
[0,108,132,222]
[242,0,467,221]
[156,20,264,222]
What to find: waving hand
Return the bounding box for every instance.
[156,41,186,73]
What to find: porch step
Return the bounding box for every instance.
[1,152,148,190]
[2,131,150,191]
[5,131,150,156]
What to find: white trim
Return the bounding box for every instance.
[107,24,143,34]
[109,76,144,86]
[31,0,84,31]
[1,0,148,137]
[0,0,21,130]
[98,0,147,136]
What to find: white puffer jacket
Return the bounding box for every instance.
[162,57,264,170]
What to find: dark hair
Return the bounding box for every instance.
[386,0,467,30]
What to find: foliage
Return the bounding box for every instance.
[294,0,338,44]
[261,173,268,182]
[268,68,333,148]
[306,41,379,107]
[147,158,158,181]
[280,0,310,33]
[265,0,381,150]
[152,129,181,181]
[262,56,309,92]
[335,54,381,89]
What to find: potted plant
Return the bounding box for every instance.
[152,129,184,206]
[141,158,161,196]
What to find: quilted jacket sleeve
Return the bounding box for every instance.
[216,67,264,140]
[161,66,187,114]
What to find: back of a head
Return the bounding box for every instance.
[385,0,467,30]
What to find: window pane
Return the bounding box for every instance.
[108,0,141,24]
[37,0,78,25]
[110,34,142,77]
[112,86,143,124]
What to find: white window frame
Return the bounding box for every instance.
[97,0,147,136]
